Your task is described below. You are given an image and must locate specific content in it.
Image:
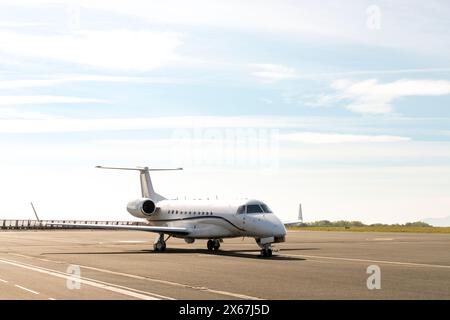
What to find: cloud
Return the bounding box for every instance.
[0,95,105,106]
[279,132,410,144]
[5,0,450,56]
[0,75,186,89]
[0,29,182,71]
[0,116,298,133]
[317,79,450,114]
[0,22,53,28]
[252,64,298,82]
[0,108,56,119]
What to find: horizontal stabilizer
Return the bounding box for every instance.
[95,166,183,171]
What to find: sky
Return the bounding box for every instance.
[0,0,449,224]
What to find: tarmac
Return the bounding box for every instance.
[0,230,449,299]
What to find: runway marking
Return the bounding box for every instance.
[281,253,450,269]
[5,253,262,300]
[77,265,261,300]
[0,278,8,283]
[15,285,39,295]
[48,298,56,300]
[115,241,147,244]
[369,238,395,241]
[10,253,33,259]
[37,258,61,263]
[0,258,173,300]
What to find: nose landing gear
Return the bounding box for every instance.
[255,237,275,257]
[260,244,273,257]
[207,239,221,252]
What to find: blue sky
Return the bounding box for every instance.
[0,0,449,224]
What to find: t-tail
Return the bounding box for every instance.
[282,202,304,226]
[298,203,303,222]
[95,166,183,202]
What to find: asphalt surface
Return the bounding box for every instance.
[0,230,449,300]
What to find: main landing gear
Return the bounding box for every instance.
[153,234,168,252]
[207,239,221,252]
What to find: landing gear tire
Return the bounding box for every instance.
[153,234,167,252]
[207,239,220,252]
[207,239,214,251]
[261,248,273,257]
[153,241,166,252]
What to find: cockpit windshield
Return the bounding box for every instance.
[236,203,273,214]
[246,204,263,213]
[260,203,273,213]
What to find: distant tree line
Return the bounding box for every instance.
[291,220,431,227]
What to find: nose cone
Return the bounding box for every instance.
[266,214,287,237]
[277,219,287,237]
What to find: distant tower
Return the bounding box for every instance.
[298,203,303,222]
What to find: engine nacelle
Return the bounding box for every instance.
[126,198,157,218]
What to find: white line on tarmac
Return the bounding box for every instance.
[15,284,39,295]
[0,258,173,300]
[9,253,33,259]
[115,241,148,243]
[5,252,261,300]
[78,264,262,300]
[0,278,8,283]
[281,253,450,269]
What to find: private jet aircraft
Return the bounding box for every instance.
[46,166,302,257]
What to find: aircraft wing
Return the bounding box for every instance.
[282,219,303,226]
[43,222,190,236]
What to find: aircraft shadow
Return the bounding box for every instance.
[43,247,313,261]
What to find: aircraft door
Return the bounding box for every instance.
[235,205,246,232]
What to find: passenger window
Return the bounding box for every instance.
[246,204,263,214]
[236,206,245,214]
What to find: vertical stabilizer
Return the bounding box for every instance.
[139,167,165,201]
[139,167,153,198]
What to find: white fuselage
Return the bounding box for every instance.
[144,199,287,241]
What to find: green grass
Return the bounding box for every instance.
[288,226,450,233]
